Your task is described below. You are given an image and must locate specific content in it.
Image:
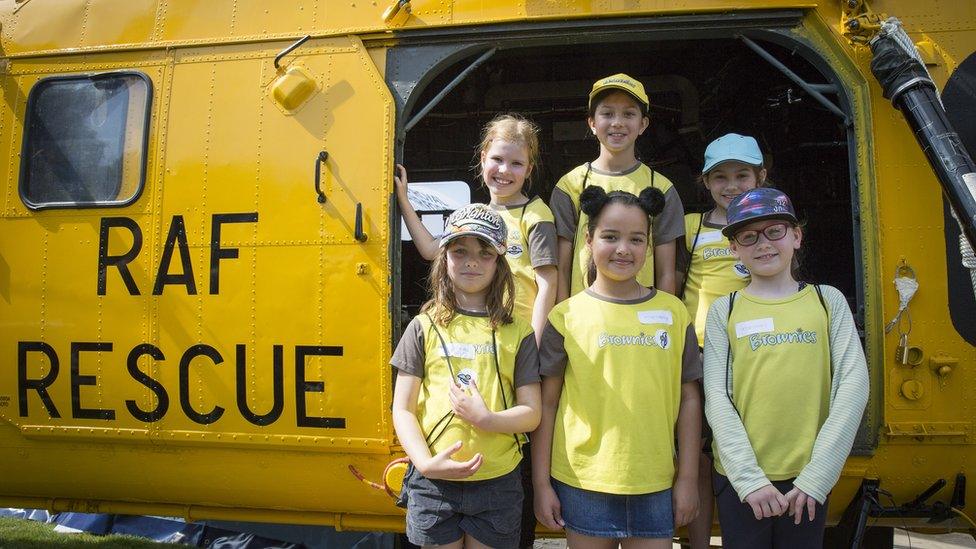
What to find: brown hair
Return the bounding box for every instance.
[475,114,541,192]
[421,240,515,328]
[700,162,769,188]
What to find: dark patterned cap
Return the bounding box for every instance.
[722,188,798,237]
[440,203,508,255]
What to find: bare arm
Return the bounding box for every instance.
[654,238,677,294]
[394,164,439,261]
[532,265,558,345]
[556,237,573,303]
[673,380,702,526]
[531,375,566,530]
[392,372,482,479]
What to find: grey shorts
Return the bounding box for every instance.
[403,465,523,548]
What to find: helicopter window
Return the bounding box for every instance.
[19,72,152,210]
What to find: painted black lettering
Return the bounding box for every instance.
[70,342,116,420]
[210,212,258,295]
[179,344,224,425]
[153,215,196,295]
[235,344,283,426]
[295,345,345,428]
[97,217,142,296]
[125,344,168,422]
[17,341,60,418]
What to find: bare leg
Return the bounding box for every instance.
[620,536,672,549]
[688,451,714,549]
[423,539,463,549]
[565,530,619,549]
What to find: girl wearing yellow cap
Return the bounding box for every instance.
[550,73,686,301]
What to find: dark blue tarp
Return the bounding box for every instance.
[0,509,395,548]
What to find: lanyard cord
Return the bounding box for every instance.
[422,315,521,454]
[568,163,592,289]
[724,285,832,418]
[678,211,705,299]
[424,314,456,447]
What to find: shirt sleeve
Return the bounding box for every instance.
[681,323,702,383]
[653,186,686,246]
[702,295,771,501]
[538,321,568,377]
[528,221,558,268]
[550,186,578,241]
[390,317,426,377]
[792,286,870,504]
[513,332,542,387]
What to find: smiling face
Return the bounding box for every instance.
[729,219,802,279]
[704,161,765,212]
[588,91,649,156]
[586,202,650,283]
[480,138,531,205]
[445,236,499,300]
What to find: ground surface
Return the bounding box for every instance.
[533,530,976,548]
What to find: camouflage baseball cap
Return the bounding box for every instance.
[722,187,798,237]
[440,203,508,255]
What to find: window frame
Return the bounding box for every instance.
[19,70,153,211]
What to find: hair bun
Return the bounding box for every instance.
[579,186,609,217]
[638,187,665,217]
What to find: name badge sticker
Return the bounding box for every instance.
[638,310,673,325]
[440,343,476,360]
[694,231,723,246]
[735,318,775,338]
[456,368,478,387]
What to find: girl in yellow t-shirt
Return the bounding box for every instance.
[676,133,765,548]
[533,186,703,548]
[391,204,542,549]
[550,73,686,300]
[702,188,868,549]
[396,114,559,343]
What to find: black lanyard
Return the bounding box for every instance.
[422,315,521,453]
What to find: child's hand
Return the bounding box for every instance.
[449,379,491,429]
[744,484,789,520]
[785,486,817,524]
[533,483,565,531]
[672,475,700,527]
[394,164,409,199]
[419,441,483,480]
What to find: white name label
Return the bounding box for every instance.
[638,310,673,325]
[735,318,775,338]
[694,231,723,246]
[440,343,475,360]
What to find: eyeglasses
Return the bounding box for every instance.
[732,222,791,246]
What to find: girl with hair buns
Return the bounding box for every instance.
[533,186,702,548]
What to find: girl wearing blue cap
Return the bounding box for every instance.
[676,133,765,548]
[391,204,542,549]
[550,73,685,300]
[702,188,869,548]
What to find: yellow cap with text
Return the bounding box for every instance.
[588,73,649,109]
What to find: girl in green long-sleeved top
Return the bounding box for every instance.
[702,187,868,549]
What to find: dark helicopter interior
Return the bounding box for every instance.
[399,37,857,325]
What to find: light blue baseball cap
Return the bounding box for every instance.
[702,133,764,174]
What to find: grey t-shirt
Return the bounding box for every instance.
[550,182,685,245]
